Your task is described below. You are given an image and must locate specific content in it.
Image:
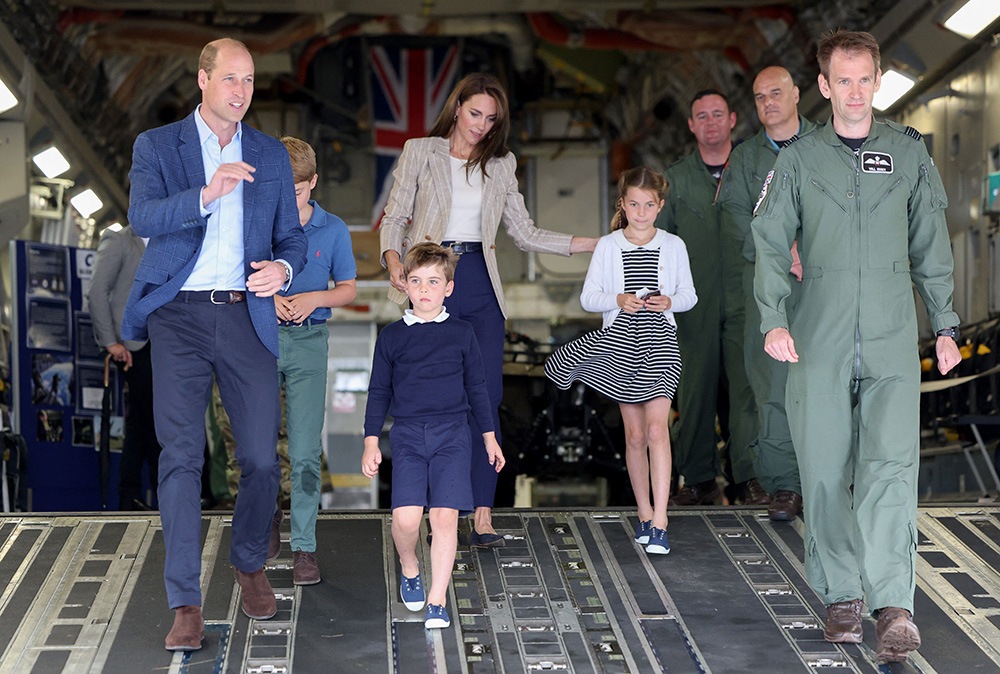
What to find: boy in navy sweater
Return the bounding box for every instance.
[362,242,504,629]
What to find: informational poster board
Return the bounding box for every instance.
[10,240,126,511]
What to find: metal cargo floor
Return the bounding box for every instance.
[1,506,999,673]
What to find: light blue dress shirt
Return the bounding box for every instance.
[183,105,291,291]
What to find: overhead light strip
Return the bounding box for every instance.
[944,0,1000,39]
[874,70,917,111]
[32,147,71,178]
[70,189,103,218]
[0,77,17,114]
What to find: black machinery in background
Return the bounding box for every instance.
[920,316,1000,501]
[497,331,633,509]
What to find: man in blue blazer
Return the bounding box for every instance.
[121,37,307,652]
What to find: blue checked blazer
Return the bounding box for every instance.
[121,111,307,357]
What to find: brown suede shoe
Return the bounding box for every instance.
[234,567,277,619]
[768,490,803,521]
[744,478,772,505]
[824,599,863,643]
[670,479,721,506]
[165,605,204,651]
[267,509,284,561]
[293,551,321,585]
[875,607,921,662]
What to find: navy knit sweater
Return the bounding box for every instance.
[364,317,495,438]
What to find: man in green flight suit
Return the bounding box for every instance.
[751,30,961,662]
[719,66,816,521]
[656,90,762,505]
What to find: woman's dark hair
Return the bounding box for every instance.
[427,73,510,179]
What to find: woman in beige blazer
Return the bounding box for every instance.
[381,73,596,546]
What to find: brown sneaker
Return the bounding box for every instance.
[824,599,863,643]
[165,605,204,651]
[768,490,802,521]
[234,567,277,619]
[670,479,720,506]
[875,607,921,662]
[744,478,772,505]
[267,509,284,561]
[293,550,321,585]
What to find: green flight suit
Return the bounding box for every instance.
[719,116,816,496]
[751,119,959,612]
[656,151,757,486]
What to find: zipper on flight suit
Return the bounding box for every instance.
[851,149,862,394]
[809,179,848,213]
[870,176,903,214]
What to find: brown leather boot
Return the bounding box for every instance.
[670,479,720,506]
[267,509,284,561]
[293,551,321,585]
[234,567,277,619]
[165,605,204,651]
[743,478,772,505]
[768,490,802,521]
[875,607,920,662]
[823,599,863,643]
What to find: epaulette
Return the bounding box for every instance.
[886,119,923,141]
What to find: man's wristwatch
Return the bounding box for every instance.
[936,326,960,341]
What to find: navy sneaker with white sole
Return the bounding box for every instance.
[634,519,652,545]
[425,603,451,629]
[646,527,670,554]
[400,573,425,611]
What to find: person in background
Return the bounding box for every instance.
[655,90,763,507]
[718,66,817,520]
[88,224,159,510]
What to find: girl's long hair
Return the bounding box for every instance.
[427,73,511,180]
[611,167,669,231]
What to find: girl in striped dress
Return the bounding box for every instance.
[545,167,697,554]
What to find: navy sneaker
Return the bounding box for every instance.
[400,573,425,611]
[634,519,652,545]
[469,529,505,548]
[425,603,451,629]
[646,527,670,555]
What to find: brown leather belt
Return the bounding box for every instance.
[176,290,246,304]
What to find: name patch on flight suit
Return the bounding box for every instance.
[753,170,775,215]
[861,151,893,174]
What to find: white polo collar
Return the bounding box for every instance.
[403,307,451,325]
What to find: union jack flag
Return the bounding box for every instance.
[369,44,460,228]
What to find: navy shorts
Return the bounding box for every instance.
[390,420,474,512]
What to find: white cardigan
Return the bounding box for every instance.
[580,229,698,329]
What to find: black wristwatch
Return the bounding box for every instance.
[936,326,960,341]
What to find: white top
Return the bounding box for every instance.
[580,229,698,329]
[443,156,483,242]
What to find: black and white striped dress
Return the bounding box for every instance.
[545,245,682,404]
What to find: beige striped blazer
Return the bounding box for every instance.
[380,136,573,317]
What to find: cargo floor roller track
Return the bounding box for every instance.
[1,506,1000,673]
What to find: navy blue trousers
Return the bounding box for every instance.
[148,296,280,608]
[447,251,504,509]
